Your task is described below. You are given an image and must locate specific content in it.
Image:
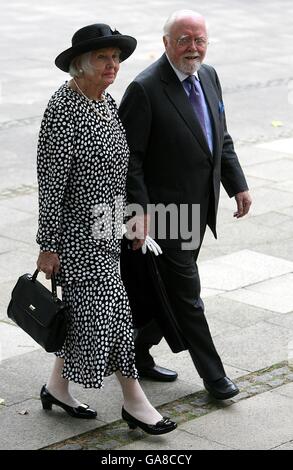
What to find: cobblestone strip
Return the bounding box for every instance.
[0,116,41,132]
[0,77,291,134]
[0,184,38,200]
[223,76,293,94]
[42,361,293,451]
[235,127,293,147]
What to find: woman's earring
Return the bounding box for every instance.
[79,69,83,74]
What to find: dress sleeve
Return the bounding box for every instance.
[36,101,75,252]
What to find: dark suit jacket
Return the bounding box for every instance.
[119,53,248,247]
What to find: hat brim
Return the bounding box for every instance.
[55,35,137,72]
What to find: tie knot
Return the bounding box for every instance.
[185,75,201,96]
[185,75,196,85]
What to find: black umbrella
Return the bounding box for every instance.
[120,238,187,353]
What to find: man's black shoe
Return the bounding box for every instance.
[203,376,239,400]
[138,365,178,382]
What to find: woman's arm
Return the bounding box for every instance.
[36,101,75,254]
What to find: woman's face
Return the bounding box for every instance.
[86,47,121,90]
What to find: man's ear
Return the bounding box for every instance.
[163,35,168,48]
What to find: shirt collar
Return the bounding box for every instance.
[165,53,200,82]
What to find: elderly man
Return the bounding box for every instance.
[119,10,252,399]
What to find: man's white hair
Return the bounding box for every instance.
[163,10,205,35]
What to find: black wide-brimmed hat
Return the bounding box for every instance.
[55,23,137,72]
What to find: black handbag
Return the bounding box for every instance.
[7,269,68,353]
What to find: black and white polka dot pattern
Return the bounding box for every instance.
[56,274,138,388]
[36,82,138,388]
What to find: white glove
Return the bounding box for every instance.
[122,224,162,256]
[141,235,163,256]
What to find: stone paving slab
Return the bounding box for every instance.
[179,390,293,450]
[257,138,293,155]
[271,381,293,398]
[274,441,293,450]
[244,175,274,189]
[249,211,293,228]
[201,287,226,298]
[244,159,293,182]
[0,322,39,362]
[203,315,241,338]
[212,321,291,371]
[0,194,38,214]
[200,249,293,291]
[0,205,34,229]
[266,314,293,332]
[0,398,105,450]
[204,296,277,328]
[222,274,293,314]
[271,180,293,194]
[0,236,30,255]
[0,247,38,282]
[205,218,291,253]
[236,145,293,167]
[118,429,233,451]
[278,206,293,217]
[0,218,38,250]
[255,237,293,263]
[0,280,20,317]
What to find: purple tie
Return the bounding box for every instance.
[185,75,207,136]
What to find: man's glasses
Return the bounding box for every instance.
[171,35,209,48]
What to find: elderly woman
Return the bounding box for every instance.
[36,23,176,435]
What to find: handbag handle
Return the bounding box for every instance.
[32,269,58,301]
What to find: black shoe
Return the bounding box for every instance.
[203,377,239,400]
[40,385,97,419]
[137,365,178,382]
[122,407,177,435]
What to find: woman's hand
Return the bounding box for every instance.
[37,251,60,279]
[125,214,151,251]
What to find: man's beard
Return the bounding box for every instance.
[178,57,202,75]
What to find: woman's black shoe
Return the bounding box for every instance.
[40,385,97,419]
[122,406,177,435]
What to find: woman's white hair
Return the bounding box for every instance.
[68,52,94,78]
[163,10,205,35]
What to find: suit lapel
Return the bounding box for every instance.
[159,55,212,159]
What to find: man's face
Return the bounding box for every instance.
[164,16,208,74]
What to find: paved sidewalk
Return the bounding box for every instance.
[43,362,293,451]
[1,0,293,451]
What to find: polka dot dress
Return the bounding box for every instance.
[36,82,138,388]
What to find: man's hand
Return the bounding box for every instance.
[234,191,252,218]
[37,251,60,279]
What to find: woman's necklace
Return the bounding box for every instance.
[72,78,112,122]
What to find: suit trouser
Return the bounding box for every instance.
[134,244,226,382]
